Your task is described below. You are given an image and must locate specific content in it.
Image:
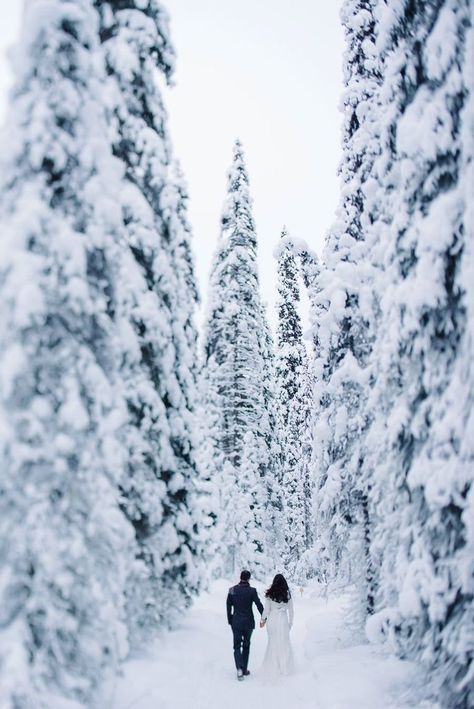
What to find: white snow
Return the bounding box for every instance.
[113,579,434,709]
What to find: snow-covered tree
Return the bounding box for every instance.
[161,164,209,595]
[364,2,474,703]
[202,140,280,579]
[299,245,321,358]
[258,302,285,565]
[98,1,204,643]
[222,432,268,574]
[0,2,134,705]
[307,0,381,619]
[274,230,312,575]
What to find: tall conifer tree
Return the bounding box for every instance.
[365,2,474,703]
[202,140,280,578]
[259,302,285,562]
[0,2,134,704]
[308,0,381,617]
[97,0,203,642]
[274,230,312,574]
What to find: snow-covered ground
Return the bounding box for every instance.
[113,579,436,709]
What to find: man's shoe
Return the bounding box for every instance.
[237,669,244,681]
[243,670,250,676]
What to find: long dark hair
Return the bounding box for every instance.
[265,574,291,603]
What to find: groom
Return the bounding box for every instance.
[226,569,264,681]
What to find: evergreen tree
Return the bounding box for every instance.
[308,0,381,618]
[258,302,285,566]
[161,163,208,595]
[299,245,321,359]
[365,1,474,703]
[223,433,267,574]
[274,230,312,575]
[202,140,280,579]
[0,2,134,705]
[97,1,203,643]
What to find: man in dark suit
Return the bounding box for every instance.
[226,569,264,680]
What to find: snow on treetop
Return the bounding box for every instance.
[273,230,312,260]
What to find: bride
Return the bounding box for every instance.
[259,573,294,681]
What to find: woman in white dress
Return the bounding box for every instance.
[259,574,294,681]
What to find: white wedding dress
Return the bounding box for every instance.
[260,596,294,682]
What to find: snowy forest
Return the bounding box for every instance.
[0,1,473,708]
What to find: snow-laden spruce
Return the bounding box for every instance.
[0,0,205,705]
[305,0,380,621]
[274,230,313,578]
[98,0,204,647]
[306,0,474,702]
[0,2,134,705]
[202,140,281,579]
[363,2,474,704]
[298,245,321,359]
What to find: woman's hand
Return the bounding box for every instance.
[259,619,266,628]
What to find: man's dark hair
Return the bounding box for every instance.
[240,569,251,582]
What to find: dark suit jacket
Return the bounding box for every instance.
[226,581,264,630]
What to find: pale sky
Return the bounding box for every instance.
[0,1,344,329]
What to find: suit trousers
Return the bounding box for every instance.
[232,626,253,672]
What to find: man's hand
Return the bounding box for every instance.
[259,619,265,628]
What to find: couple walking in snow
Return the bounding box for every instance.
[226,569,294,682]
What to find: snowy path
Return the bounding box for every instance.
[114,580,433,709]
